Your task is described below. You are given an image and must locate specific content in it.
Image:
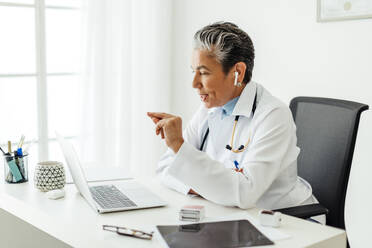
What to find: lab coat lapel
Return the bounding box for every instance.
[207,109,235,163]
[232,81,257,118]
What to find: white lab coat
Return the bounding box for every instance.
[157,81,316,210]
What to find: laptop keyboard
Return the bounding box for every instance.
[89,185,137,209]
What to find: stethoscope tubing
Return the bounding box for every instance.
[199,91,257,152]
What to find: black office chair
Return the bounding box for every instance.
[274,97,368,229]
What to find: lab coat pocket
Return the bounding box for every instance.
[223,152,240,170]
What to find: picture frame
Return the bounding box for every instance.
[317,0,372,22]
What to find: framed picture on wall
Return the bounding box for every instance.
[317,0,372,22]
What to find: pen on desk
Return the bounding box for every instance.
[234,160,239,170]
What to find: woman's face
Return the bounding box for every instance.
[191,49,241,108]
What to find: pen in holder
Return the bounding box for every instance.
[3,152,28,183]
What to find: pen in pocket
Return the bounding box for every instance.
[234,160,239,170]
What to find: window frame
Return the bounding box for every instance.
[0,0,79,160]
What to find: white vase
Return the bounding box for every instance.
[34,161,66,192]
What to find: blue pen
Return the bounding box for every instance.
[234,160,239,170]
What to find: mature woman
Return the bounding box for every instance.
[148,22,318,211]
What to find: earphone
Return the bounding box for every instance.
[234,71,241,87]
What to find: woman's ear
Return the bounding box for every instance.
[235,62,247,83]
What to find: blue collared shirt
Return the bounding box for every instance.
[221,96,240,119]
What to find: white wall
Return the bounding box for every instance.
[170,0,372,123]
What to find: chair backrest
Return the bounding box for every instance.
[345,110,372,247]
[290,97,368,229]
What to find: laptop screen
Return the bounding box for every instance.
[56,133,94,204]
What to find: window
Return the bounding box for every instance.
[0,0,81,165]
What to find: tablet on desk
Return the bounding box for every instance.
[156,219,274,248]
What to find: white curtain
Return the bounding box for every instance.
[79,0,172,176]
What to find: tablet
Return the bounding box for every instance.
[156,219,274,248]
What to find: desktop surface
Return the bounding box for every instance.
[0,171,346,248]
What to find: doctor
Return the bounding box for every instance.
[148,22,318,210]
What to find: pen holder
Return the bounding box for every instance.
[3,153,29,183]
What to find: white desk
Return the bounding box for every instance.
[0,175,346,248]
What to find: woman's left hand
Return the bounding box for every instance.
[147,112,184,153]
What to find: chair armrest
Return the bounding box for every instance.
[273,203,329,219]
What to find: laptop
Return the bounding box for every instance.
[56,133,167,213]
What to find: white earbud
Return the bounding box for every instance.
[234,71,241,87]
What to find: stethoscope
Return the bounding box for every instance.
[199,91,257,153]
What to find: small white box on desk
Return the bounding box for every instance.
[179,205,205,222]
[259,210,282,228]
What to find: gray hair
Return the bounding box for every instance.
[193,22,255,84]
